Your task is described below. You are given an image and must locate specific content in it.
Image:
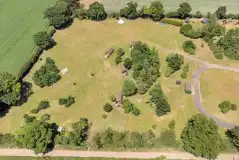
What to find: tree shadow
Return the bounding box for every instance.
[16,81,33,106]
[0,103,10,118]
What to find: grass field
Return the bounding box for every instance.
[0,0,56,76]
[201,69,239,123]
[99,0,239,13]
[0,19,198,139]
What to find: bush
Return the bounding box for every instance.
[165,12,179,18]
[0,134,16,147]
[181,71,187,79]
[38,100,50,110]
[158,129,177,147]
[33,31,55,50]
[23,114,36,123]
[166,53,184,73]
[168,120,176,130]
[121,80,137,97]
[30,108,39,114]
[59,96,75,107]
[41,114,51,121]
[131,107,140,116]
[231,104,237,111]
[123,99,140,116]
[180,24,202,39]
[32,57,61,87]
[102,114,107,119]
[219,101,231,113]
[104,103,113,112]
[183,40,196,55]
[164,67,174,77]
[115,55,122,65]
[136,83,148,95]
[226,126,239,151]
[160,18,183,26]
[87,2,107,21]
[123,58,132,70]
[110,95,116,102]
[115,48,125,65]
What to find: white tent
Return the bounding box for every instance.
[60,67,69,75]
[118,19,125,24]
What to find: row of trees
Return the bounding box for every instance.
[219,101,237,113]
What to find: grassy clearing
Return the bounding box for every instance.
[0,19,198,138]
[98,0,239,13]
[201,69,239,123]
[0,0,56,76]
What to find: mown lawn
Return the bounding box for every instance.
[200,69,239,124]
[0,19,198,139]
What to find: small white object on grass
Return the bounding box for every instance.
[57,126,63,132]
[118,19,124,24]
[61,67,69,75]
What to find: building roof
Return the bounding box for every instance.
[116,92,123,103]
[184,83,192,91]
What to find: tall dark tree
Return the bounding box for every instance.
[120,1,138,19]
[181,114,224,159]
[143,1,164,21]
[177,2,192,19]
[215,6,227,19]
[166,53,184,72]
[16,120,54,154]
[227,126,239,151]
[87,2,107,21]
[33,31,55,50]
[0,72,21,106]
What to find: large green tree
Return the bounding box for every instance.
[166,53,184,72]
[87,2,107,21]
[16,120,54,154]
[121,80,137,97]
[227,126,239,151]
[215,6,227,19]
[33,31,55,50]
[177,2,192,19]
[143,1,164,21]
[181,114,224,159]
[0,72,21,106]
[120,1,138,19]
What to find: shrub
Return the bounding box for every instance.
[115,48,125,65]
[131,107,140,116]
[32,57,61,87]
[115,55,122,65]
[0,134,16,147]
[33,31,55,50]
[123,99,140,116]
[164,67,174,77]
[38,100,50,110]
[180,24,202,39]
[159,129,177,147]
[110,95,116,102]
[226,126,239,151]
[219,101,231,113]
[183,64,189,72]
[231,104,237,111]
[41,114,51,121]
[59,96,75,107]
[104,103,113,112]
[166,53,184,72]
[30,108,39,114]
[181,71,187,79]
[122,80,137,97]
[168,120,176,130]
[23,114,36,123]
[102,114,107,119]
[123,58,132,70]
[136,83,148,95]
[165,12,179,18]
[160,18,183,26]
[183,40,196,55]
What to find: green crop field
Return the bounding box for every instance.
[101,0,239,13]
[0,0,56,76]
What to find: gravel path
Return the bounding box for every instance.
[189,56,239,129]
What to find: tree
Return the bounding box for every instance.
[195,11,203,18]
[33,32,55,50]
[166,53,184,72]
[87,2,107,21]
[120,1,138,19]
[227,126,239,151]
[177,2,192,19]
[58,96,75,107]
[0,72,21,106]
[181,114,224,159]
[16,120,54,154]
[215,6,227,19]
[159,129,177,147]
[123,58,132,70]
[104,103,113,112]
[143,1,164,21]
[168,120,175,130]
[180,24,202,39]
[44,1,72,28]
[121,80,137,97]
[183,40,196,55]
[149,84,170,116]
[32,57,61,88]
[219,101,231,113]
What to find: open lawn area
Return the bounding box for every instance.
[0,0,56,76]
[0,19,198,139]
[201,69,239,124]
[82,0,239,13]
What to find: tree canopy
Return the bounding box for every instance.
[166,53,184,72]
[87,2,107,21]
[143,1,164,21]
[16,120,54,154]
[121,80,137,97]
[227,126,239,151]
[215,6,227,19]
[33,31,55,50]
[177,2,192,19]
[120,1,138,19]
[0,72,21,106]
[181,114,224,159]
